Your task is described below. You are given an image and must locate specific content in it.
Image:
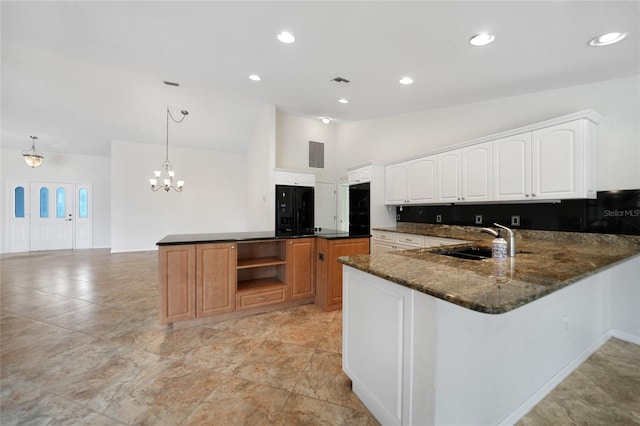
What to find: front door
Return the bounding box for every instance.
[29,182,74,251]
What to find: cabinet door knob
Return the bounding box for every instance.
[532,193,536,197]
[231,245,235,249]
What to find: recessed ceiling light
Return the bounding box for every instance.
[469,33,496,46]
[338,98,349,104]
[249,74,262,81]
[320,117,331,124]
[277,31,296,44]
[589,32,628,46]
[399,77,414,85]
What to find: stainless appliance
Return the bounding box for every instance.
[349,182,370,236]
[275,185,315,237]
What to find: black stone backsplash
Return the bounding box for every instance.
[396,190,640,235]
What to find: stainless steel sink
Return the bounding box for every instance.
[433,246,493,261]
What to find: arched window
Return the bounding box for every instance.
[79,188,88,218]
[39,188,49,218]
[14,186,25,218]
[56,187,66,218]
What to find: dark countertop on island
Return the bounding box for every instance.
[340,224,640,315]
[156,229,368,246]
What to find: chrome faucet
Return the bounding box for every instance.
[480,223,516,257]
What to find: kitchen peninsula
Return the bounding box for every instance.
[156,230,369,327]
[339,226,640,425]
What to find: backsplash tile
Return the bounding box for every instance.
[396,190,640,235]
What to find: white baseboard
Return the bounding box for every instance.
[611,330,640,345]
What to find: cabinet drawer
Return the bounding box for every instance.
[424,236,470,247]
[395,233,425,247]
[236,286,287,310]
[372,231,395,241]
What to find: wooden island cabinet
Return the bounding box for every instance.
[158,232,366,326]
[287,238,316,301]
[197,243,236,316]
[315,237,370,311]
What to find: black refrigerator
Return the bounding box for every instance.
[349,182,370,236]
[275,185,315,237]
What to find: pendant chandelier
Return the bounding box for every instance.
[149,107,188,192]
[22,135,44,168]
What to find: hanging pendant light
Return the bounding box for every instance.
[149,107,188,192]
[22,135,44,168]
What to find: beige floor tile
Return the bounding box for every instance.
[2,250,638,425]
[185,329,264,374]
[275,393,371,425]
[0,379,124,426]
[317,316,343,353]
[183,376,290,425]
[233,339,315,391]
[294,350,366,411]
[103,360,226,425]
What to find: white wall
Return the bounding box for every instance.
[110,140,247,252]
[333,75,640,190]
[245,104,277,232]
[1,148,111,252]
[276,113,340,181]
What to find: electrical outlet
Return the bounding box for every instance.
[475,214,483,225]
[436,214,442,223]
[511,215,521,227]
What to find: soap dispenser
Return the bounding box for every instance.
[491,230,508,260]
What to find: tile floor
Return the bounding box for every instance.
[1,249,639,425]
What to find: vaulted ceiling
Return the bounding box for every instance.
[2,1,638,157]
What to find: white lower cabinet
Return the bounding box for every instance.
[343,267,416,426]
[371,230,467,255]
[343,258,637,425]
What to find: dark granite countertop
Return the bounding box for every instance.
[156,229,369,245]
[341,225,640,315]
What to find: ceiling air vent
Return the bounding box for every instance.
[331,77,350,84]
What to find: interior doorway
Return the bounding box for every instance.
[314,182,337,230]
[7,181,92,252]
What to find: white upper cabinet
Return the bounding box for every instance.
[348,165,372,185]
[437,150,462,202]
[275,171,316,187]
[407,156,437,204]
[493,118,596,201]
[531,119,595,199]
[382,110,600,205]
[384,163,407,204]
[493,133,532,201]
[462,142,493,202]
[385,156,437,204]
